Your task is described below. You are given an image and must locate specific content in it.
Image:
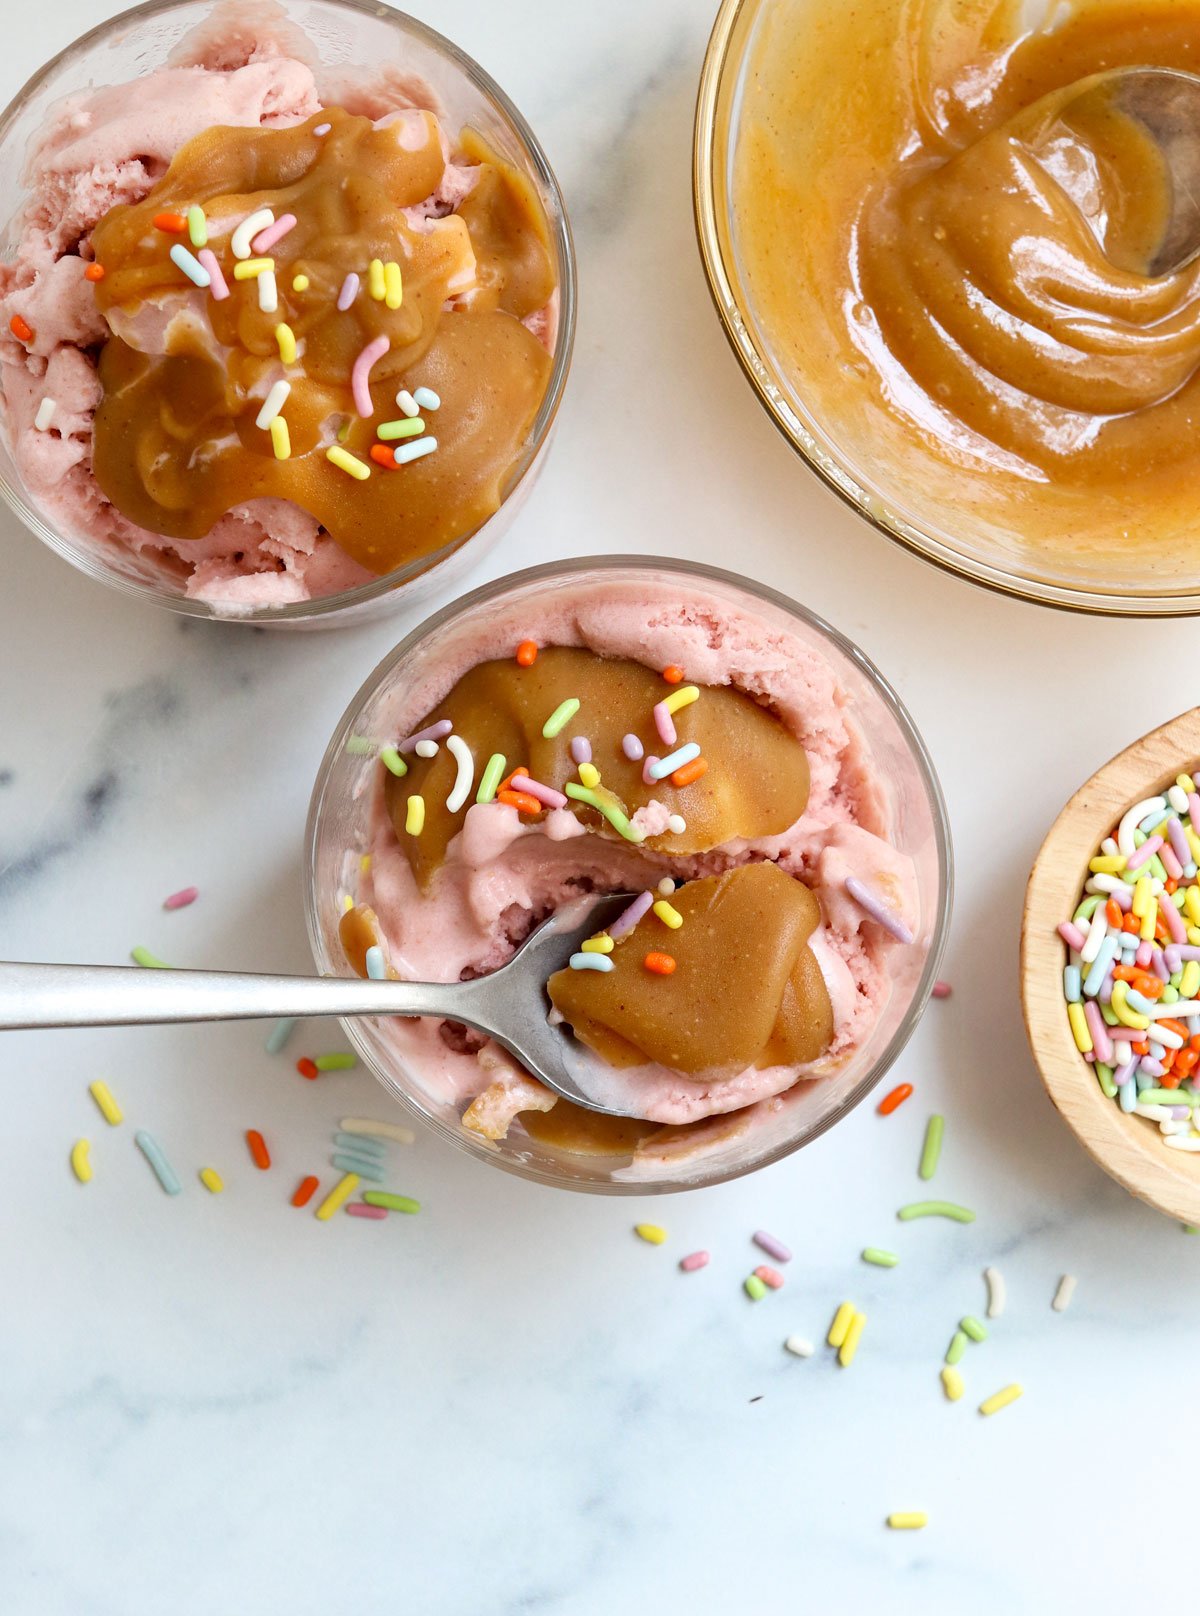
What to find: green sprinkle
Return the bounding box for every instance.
[363,1191,421,1213]
[1141,1088,1200,1106]
[564,781,645,844]
[337,419,352,443]
[897,1200,975,1223]
[862,1247,899,1267]
[131,946,171,969]
[960,1315,988,1342]
[346,735,377,755]
[542,697,581,739]
[744,1274,768,1301]
[186,204,207,247]
[1183,1224,1200,1234]
[476,752,506,804]
[1163,985,1180,1004]
[315,1053,357,1071]
[377,417,427,440]
[379,746,408,777]
[945,1329,967,1366]
[1096,1062,1117,1099]
[919,1114,944,1181]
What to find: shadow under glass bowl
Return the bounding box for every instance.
[0,0,575,628]
[305,555,953,1194]
[693,0,1200,617]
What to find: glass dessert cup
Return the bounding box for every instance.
[0,0,575,628]
[305,557,953,1193]
[694,0,1200,617]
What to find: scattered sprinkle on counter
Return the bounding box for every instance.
[984,1266,1006,1318]
[292,1175,320,1208]
[266,1018,297,1054]
[131,945,170,969]
[784,1336,814,1358]
[70,1139,92,1183]
[679,1251,710,1272]
[932,979,952,998]
[635,1223,667,1245]
[897,1199,975,1223]
[314,1173,359,1221]
[246,1130,271,1170]
[941,1366,964,1401]
[315,1052,356,1071]
[134,1130,181,1195]
[753,1230,792,1263]
[862,1247,899,1267]
[340,1118,416,1145]
[960,1314,988,1342]
[88,1080,123,1126]
[918,1114,944,1180]
[979,1383,1024,1417]
[886,1513,927,1531]
[199,1167,224,1194]
[296,1057,319,1081]
[346,1202,388,1220]
[838,1311,867,1367]
[162,886,198,910]
[827,1301,855,1348]
[1052,1274,1078,1312]
[363,1192,421,1213]
[877,1082,913,1115]
[744,1274,768,1301]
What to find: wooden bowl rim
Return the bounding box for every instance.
[1021,706,1200,1225]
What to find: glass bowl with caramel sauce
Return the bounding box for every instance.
[305,558,952,1194]
[695,0,1200,615]
[0,0,574,626]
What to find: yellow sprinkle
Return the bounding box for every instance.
[291,273,310,292]
[1187,826,1200,864]
[580,935,614,954]
[827,1300,855,1348]
[1067,1000,1093,1051]
[269,416,291,461]
[838,1310,866,1367]
[1186,886,1200,926]
[315,1172,360,1221]
[1110,982,1148,1032]
[1132,875,1152,917]
[326,445,370,481]
[1178,773,1196,793]
[1140,906,1156,943]
[275,322,297,364]
[1188,924,1200,947]
[1088,854,1126,874]
[341,893,354,913]
[232,256,275,280]
[979,1382,1024,1417]
[405,795,425,835]
[360,853,372,873]
[663,684,700,716]
[70,1139,92,1183]
[199,1167,224,1194]
[1182,960,1200,1001]
[88,1079,123,1126]
[653,900,683,930]
[368,258,386,300]
[887,1513,928,1531]
[383,259,403,309]
[578,762,601,789]
[635,1223,667,1245]
[941,1365,964,1401]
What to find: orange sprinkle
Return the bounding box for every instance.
[1112,964,1136,982]
[1160,1069,1183,1089]
[498,788,542,816]
[671,757,708,788]
[644,951,676,975]
[153,211,187,233]
[369,444,397,469]
[246,1129,271,1170]
[1105,899,1123,928]
[1160,1019,1190,1040]
[9,314,33,343]
[1131,972,1164,999]
[497,765,528,794]
[84,263,106,282]
[877,1082,913,1115]
[515,639,538,667]
[1122,914,1141,934]
[291,1174,320,1208]
[1177,1049,1199,1074]
[296,1056,319,1080]
[662,665,684,684]
[1132,1041,1149,1056]
[1167,878,1179,894]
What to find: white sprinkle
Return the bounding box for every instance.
[1052,1274,1077,1313]
[666,814,686,834]
[396,389,419,417]
[257,268,279,314]
[412,386,441,411]
[657,877,675,896]
[231,207,274,259]
[34,397,57,432]
[394,435,437,465]
[255,379,291,429]
[784,1336,814,1358]
[1164,1133,1200,1151]
[365,945,386,980]
[314,121,332,136]
[445,734,474,813]
[415,739,439,759]
[339,1117,416,1145]
[984,1265,1006,1319]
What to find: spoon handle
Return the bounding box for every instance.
[0,960,474,1031]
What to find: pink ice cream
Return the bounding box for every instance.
[349,577,920,1152]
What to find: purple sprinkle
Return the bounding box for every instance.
[1166,945,1183,975]
[314,121,332,136]
[1058,921,1087,951]
[1125,835,1162,873]
[1114,1058,1139,1086]
[844,877,914,945]
[1110,886,1132,912]
[653,701,677,748]
[1190,793,1200,835]
[931,980,952,999]
[1152,947,1170,982]
[1178,946,1200,961]
[607,890,654,940]
[642,755,660,785]
[1168,817,1191,866]
[570,737,592,765]
[1141,1057,1166,1078]
[511,773,568,811]
[1172,1105,1191,1120]
[337,272,360,311]
[622,734,644,762]
[752,1230,792,1263]
[398,719,453,753]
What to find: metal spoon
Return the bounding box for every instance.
[0,891,642,1118]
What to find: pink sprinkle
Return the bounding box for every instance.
[511,773,568,811]
[570,737,592,765]
[163,887,198,911]
[1058,921,1087,951]
[346,1203,387,1220]
[753,1265,785,1290]
[845,877,914,945]
[1160,895,1187,944]
[607,890,654,940]
[642,755,660,786]
[314,121,332,136]
[1135,941,1154,968]
[1189,793,1200,834]
[251,213,297,254]
[652,701,677,748]
[337,272,360,311]
[1125,835,1162,873]
[752,1229,791,1263]
[1162,845,1184,880]
[1083,1000,1113,1064]
[398,719,453,753]
[1167,817,1191,866]
[932,980,952,998]
[679,1251,709,1272]
[198,249,228,300]
[352,335,390,417]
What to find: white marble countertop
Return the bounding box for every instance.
[0,1,1194,1610]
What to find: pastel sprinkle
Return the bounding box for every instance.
[653,701,677,747]
[337,272,360,310]
[394,436,437,464]
[396,389,419,417]
[269,416,291,461]
[839,1311,866,1367]
[984,1266,1006,1318]
[412,386,441,411]
[266,1018,297,1054]
[827,1301,855,1348]
[608,890,654,938]
[511,773,568,810]
[34,398,56,431]
[622,734,644,761]
[415,740,439,759]
[186,205,207,247]
[88,1080,123,1126]
[292,274,309,292]
[405,796,425,835]
[246,1130,271,1170]
[197,249,228,299]
[543,698,581,739]
[918,1114,944,1181]
[163,886,198,911]
[383,260,403,309]
[945,1330,967,1366]
[932,979,952,998]
[255,379,291,429]
[251,213,297,253]
[754,1264,785,1289]
[314,1173,359,1221]
[652,900,683,929]
[131,946,170,969]
[291,1175,320,1207]
[274,322,297,364]
[70,1139,92,1184]
[635,1223,668,1245]
[476,753,506,803]
[570,737,592,764]
[960,1314,988,1342]
[564,783,645,843]
[753,1230,792,1263]
[941,1366,964,1401]
[346,1202,388,1220]
[314,121,332,136]
[897,1200,975,1223]
[377,417,427,440]
[877,1082,913,1115]
[577,762,601,789]
[315,1053,357,1071]
[666,815,687,834]
[862,1247,899,1267]
[1052,1274,1077,1313]
[362,1192,421,1213]
[135,1130,181,1195]
[231,208,274,258]
[569,952,614,972]
[445,734,475,813]
[9,313,34,341]
[845,877,914,944]
[368,258,386,299]
[334,1132,384,1158]
[365,945,385,980]
[662,665,685,684]
[979,1383,1024,1417]
[886,1513,927,1531]
[352,335,390,417]
[646,743,700,782]
[663,684,700,716]
[332,1153,385,1183]
[232,256,274,280]
[784,1336,815,1357]
[643,952,676,975]
[745,1274,768,1301]
[580,935,614,954]
[199,1167,224,1194]
[671,757,708,787]
[679,1251,710,1272]
[257,270,278,313]
[169,244,210,287]
[326,445,370,480]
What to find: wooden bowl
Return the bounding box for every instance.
[1021,706,1200,1225]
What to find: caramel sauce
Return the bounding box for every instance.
[89,108,554,574]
